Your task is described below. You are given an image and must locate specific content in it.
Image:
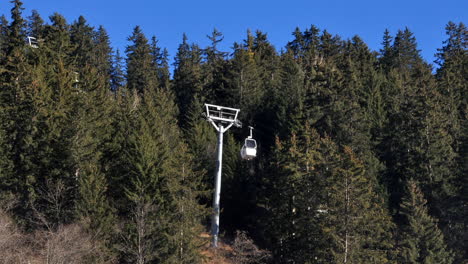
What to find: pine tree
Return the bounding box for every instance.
[202,28,229,104]
[150,36,170,90]
[145,88,205,263]
[379,29,394,71]
[110,49,125,91]
[125,26,158,94]
[388,63,457,220]
[398,180,454,264]
[172,34,204,128]
[119,87,204,263]
[270,50,305,138]
[379,28,458,218]
[434,21,467,261]
[103,88,139,214]
[225,33,262,122]
[0,0,40,226]
[72,53,116,260]
[93,25,114,90]
[0,15,8,53]
[183,97,216,197]
[323,144,395,263]
[265,124,395,263]
[27,11,80,229]
[392,28,424,73]
[26,9,44,39]
[265,126,326,263]
[70,16,95,70]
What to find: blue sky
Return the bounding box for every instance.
[4,0,468,71]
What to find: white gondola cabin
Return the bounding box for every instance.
[240,126,257,160]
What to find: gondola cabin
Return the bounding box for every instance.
[240,126,257,160]
[241,138,257,160]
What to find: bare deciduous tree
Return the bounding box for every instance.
[0,209,33,264]
[118,201,158,264]
[35,223,94,264]
[231,231,271,264]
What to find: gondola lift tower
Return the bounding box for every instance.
[205,103,253,247]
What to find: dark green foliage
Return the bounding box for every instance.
[0,2,466,263]
[150,36,170,90]
[265,124,395,263]
[26,10,44,38]
[183,97,216,195]
[125,26,159,94]
[202,28,229,104]
[392,28,424,72]
[172,34,204,127]
[70,16,95,70]
[110,49,125,91]
[435,21,468,262]
[119,88,205,263]
[398,180,454,264]
[379,29,394,71]
[93,25,114,90]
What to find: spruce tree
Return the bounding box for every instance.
[323,144,395,263]
[110,49,125,91]
[225,33,262,117]
[150,36,170,90]
[26,9,44,39]
[119,87,204,263]
[125,26,158,94]
[392,28,424,73]
[72,53,116,259]
[27,11,80,229]
[435,21,467,261]
[380,28,459,221]
[0,15,8,53]
[379,29,394,72]
[183,97,216,197]
[93,25,114,90]
[202,28,229,104]
[0,0,41,226]
[398,180,454,264]
[265,126,326,263]
[271,50,305,138]
[70,16,95,70]
[172,34,203,128]
[265,124,395,263]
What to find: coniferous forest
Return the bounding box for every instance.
[0,1,466,263]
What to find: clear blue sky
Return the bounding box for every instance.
[4,0,468,72]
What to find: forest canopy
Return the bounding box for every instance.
[0,0,466,263]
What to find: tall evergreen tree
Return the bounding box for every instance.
[26,11,80,229]
[225,30,264,121]
[70,16,95,70]
[323,145,395,263]
[120,87,204,263]
[392,28,424,73]
[0,15,8,53]
[398,180,454,264]
[172,34,203,128]
[0,0,40,226]
[93,25,114,90]
[150,36,170,90]
[202,28,229,104]
[110,49,126,91]
[125,26,158,94]
[379,29,394,71]
[26,9,44,39]
[265,124,395,263]
[72,54,116,260]
[435,21,468,262]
